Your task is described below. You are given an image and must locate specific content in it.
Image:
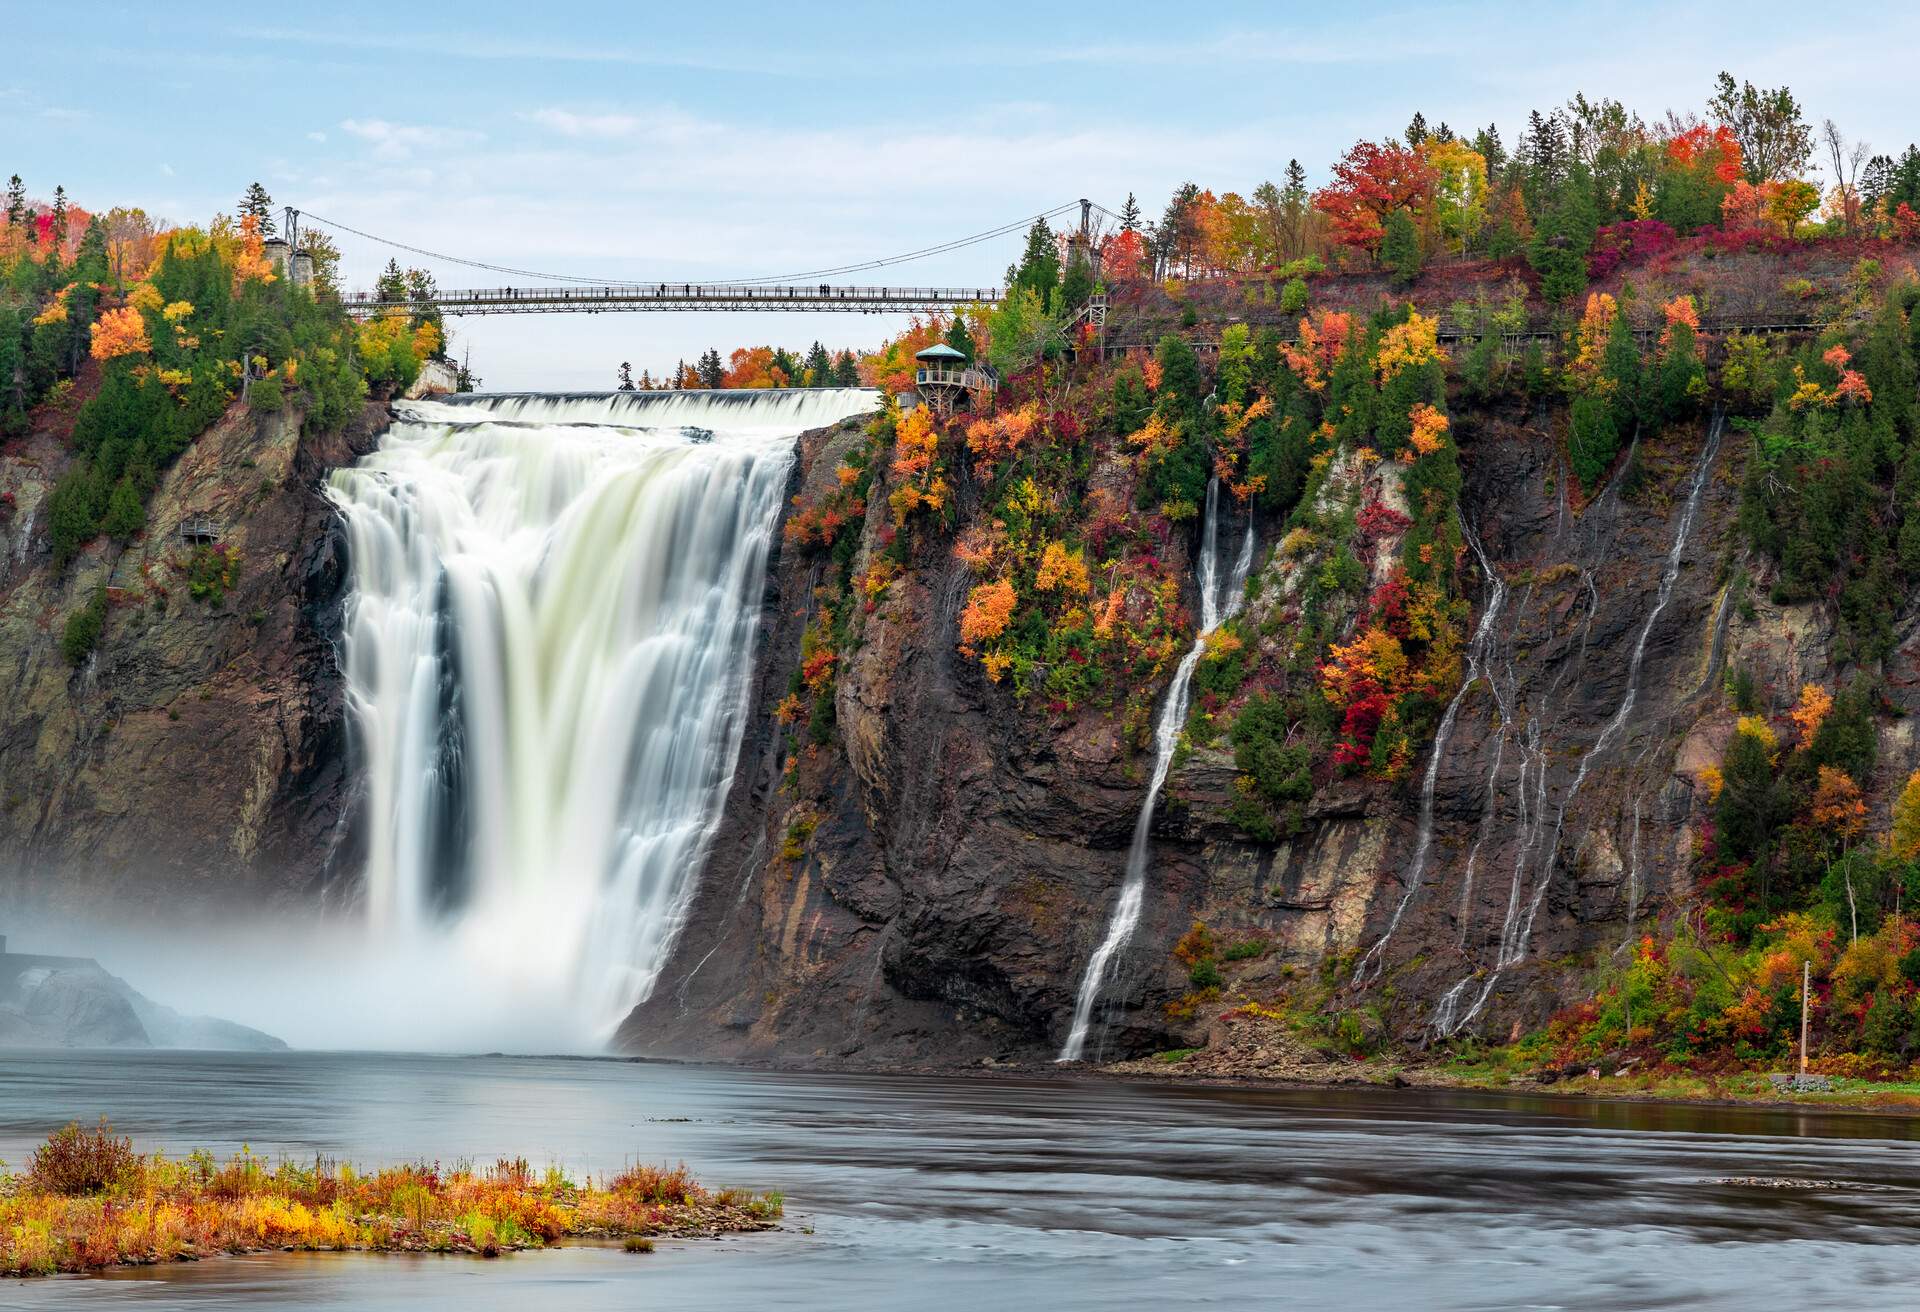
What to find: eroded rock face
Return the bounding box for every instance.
[0,397,387,916]
[623,400,1920,1066]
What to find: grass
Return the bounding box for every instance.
[0,1121,782,1279]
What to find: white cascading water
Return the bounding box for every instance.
[325,388,879,1047]
[1432,410,1724,1038]
[1059,479,1255,1061]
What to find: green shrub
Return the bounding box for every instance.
[1280,277,1309,313]
[60,589,107,666]
[248,372,284,413]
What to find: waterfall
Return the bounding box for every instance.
[325,388,879,1046]
[1432,410,1724,1038]
[1059,480,1254,1062]
[1355,514,1508,982]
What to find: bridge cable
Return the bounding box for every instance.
[300,202,1087,289]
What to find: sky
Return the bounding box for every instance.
[10,1,1920,390]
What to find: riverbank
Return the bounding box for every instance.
[0,1122,781,1279]
[1091,1012,1920,1112]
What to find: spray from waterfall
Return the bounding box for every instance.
[325,388,879,1047]
[1059,480,1254,1062]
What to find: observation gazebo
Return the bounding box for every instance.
[913,343,996,417]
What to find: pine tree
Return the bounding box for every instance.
[1528,163,1597,304]
[1471,124,1506,177]
[833,350,860,387]
[943,315,975,363]
[4,175,24,227]
[698,348,724,389]
[1380,208,1422,287]
[1281,160,1309,259]
[803,340,833,386]
[617,362,635,391]
[1119,192,1141,232]
[673,359,688,389]
[1405,111,1429,146]
[239,182,276,237]
[1007,218,1060,306]
[375,259,407,302]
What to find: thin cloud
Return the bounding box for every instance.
[340,118,485,162]
[235,25,798,76]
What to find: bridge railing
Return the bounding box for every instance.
[340,283,1005,315]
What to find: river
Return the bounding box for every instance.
[2,1052,1919,1308]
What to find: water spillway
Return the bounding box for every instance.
[325,388,879,1045]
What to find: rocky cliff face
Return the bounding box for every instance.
[0,394,387,916]
[622,398,1920,1065]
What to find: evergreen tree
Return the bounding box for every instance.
[698,348,725,389]
[1602,302,1644,434]
[375,258,408,302]
[1405,111,1429,146]
[832,350,860,387]
[1528,162,1597,304]
[1280,160,1310,258]
[942,315,975,363]
[1380,208,1422,287]
[770,347,801,386]
[238,182,276,237]
[617,362,635,391]
[1471,124,1506,178]
[1006,218,1060,308]
[803,340,833,385]
[4,175,23,227]
[1118,192,1141,232]
[101,477,146,540]
[673,359,688,389]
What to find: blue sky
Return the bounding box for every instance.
[10,2,1919,389]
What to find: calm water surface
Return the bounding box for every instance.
[1,1051,1918,1309]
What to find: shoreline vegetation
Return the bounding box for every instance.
[0,1122,781,1279]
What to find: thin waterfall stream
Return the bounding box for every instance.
[325,389,879,1046]
[1059,479,1254,1062]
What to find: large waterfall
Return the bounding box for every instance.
[325,388,879,1046]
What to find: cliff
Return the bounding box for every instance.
[620,389,1919,1066]
[0,390,386,915]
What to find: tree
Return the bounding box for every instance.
[1280,159,1310,258]
[984,287,1064,378]
[1118,192,1141,232]
[833,351,860,387]
[1424,138,1488,253]
[697,348,725,389]
[5,175,24,227]
[1707,72,1813,184]
[1153,183,1202,277]
[941,316,974,363]
[1405,111,1430,147]
[1822,119,1870,236]
[1314,140,1436,254]
[238,182,276,237]
[1006,218,1060,307]
[1891,770,1920,861]
[803,340,834,385]
[1528,162,1598,304]
[1380,208,1421,287]
[375,258,407,302]
[617,361,635,391]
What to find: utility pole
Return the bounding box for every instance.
[283,206,302,287]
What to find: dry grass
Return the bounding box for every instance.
[0,1122,781,1278]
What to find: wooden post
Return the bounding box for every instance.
[1799,959,1811,1077]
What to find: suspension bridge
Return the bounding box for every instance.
[293,200,1120,320]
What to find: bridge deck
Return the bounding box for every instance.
[342,283,1005,317]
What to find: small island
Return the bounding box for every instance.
[0,1122,782,1278]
